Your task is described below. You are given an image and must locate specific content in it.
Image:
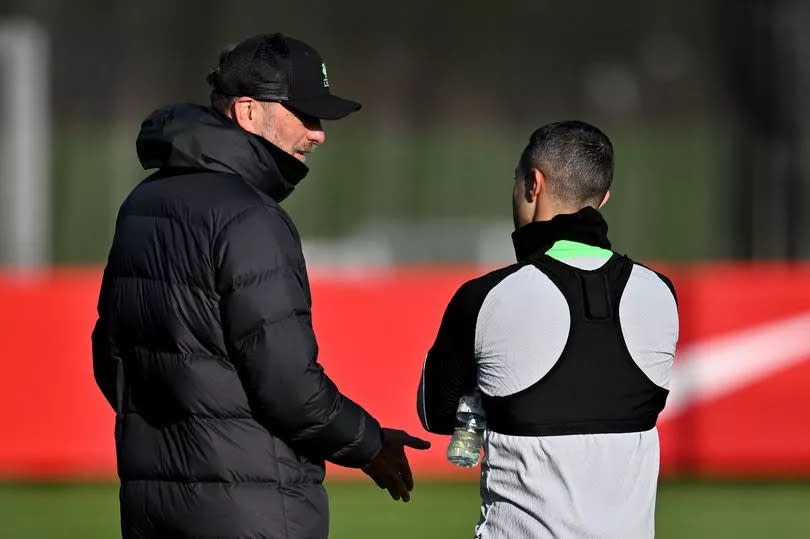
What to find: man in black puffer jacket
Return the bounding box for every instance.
[92,33,429,539]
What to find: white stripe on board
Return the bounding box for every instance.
[663,310,810,418]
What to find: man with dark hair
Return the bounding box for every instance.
[517,121,615,210]
[418,121,678,538]
[92,33,428,539]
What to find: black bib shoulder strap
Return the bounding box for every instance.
[483,252,668,437]
[526,252,634,322]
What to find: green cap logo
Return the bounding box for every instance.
[321,62,330,88]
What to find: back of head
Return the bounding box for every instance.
[206,33,292,114]
[519,121,614,209]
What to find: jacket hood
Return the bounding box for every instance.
[136,103,308,201]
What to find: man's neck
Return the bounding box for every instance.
[535,203,595,223]
[512,207,611,261]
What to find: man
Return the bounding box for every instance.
[418,121,678,538]
[92,33,429,539]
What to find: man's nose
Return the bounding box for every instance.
[308,128,325,146]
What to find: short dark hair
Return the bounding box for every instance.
[518,121,614,207]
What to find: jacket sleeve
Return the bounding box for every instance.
[215,205,382,468]
[92,266,123,412]
[417,282,479,435]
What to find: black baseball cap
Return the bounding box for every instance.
[207,33,361,120]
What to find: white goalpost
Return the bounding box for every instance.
[0,19,50,268]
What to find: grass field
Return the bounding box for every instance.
[1,480,809,538]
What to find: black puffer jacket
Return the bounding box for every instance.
[92,103,382,539]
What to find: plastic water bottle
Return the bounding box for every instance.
[446,392,486,468]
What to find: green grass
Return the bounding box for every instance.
[1,480,808,538]
[656,481,810,539]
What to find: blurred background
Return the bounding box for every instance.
[1,0,810,537]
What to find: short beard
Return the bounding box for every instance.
[294,142,316,155]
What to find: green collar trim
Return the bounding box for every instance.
[545,240,613,261]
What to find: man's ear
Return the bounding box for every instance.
[230,98,256,131]
[526,168,545,202]
[598,190,611,209]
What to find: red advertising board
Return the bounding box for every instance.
[1,263,809,480]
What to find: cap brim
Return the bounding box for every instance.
[286,94,361,120]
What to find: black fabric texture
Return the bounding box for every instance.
[511,206,611,261]
[209,33,361,120]
[482,254,670,436]
[93,103,381,539]
[136,103,308,202]
[581,272,612,320]
[212,34,294,101]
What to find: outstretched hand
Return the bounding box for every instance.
[363,428,431,502]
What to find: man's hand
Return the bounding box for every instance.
[362,428,431,502]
